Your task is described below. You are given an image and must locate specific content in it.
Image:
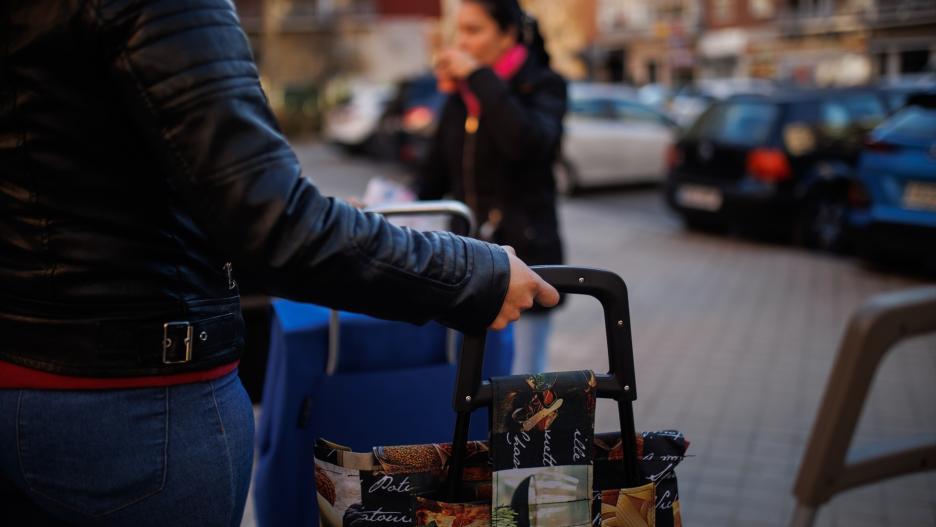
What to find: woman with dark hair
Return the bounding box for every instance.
[419,0,567,374]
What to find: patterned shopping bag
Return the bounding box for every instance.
[311,267,691,527]
[593,431,689,527]
[313,429,688,527]
[490,371,597,527]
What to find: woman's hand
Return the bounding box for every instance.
[490,246,559,330]
[434,48,481,81]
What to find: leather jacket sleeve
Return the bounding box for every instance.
[84,0,510,331]
[465,66,567,162]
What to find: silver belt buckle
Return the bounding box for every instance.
[162,322,194,364]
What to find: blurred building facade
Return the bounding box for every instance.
[698,0,779,80]
[233,0,442,133]
[587,0,935,86]
[336,0,440,84]
[519,0,599,80]
[592,0,702,85]
[237,0,441,86]
[865,0,936,81]
[233,0,936,133]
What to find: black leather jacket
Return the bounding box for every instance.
[0,0,510,377]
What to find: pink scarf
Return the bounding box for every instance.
[458,44,528,119]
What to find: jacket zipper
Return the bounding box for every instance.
[223,262,237,291]
[462,116,478,215]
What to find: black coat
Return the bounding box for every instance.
[0,0,510,376]
[418,60,567,267]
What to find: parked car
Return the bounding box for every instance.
[558,83,679,193]
[637,83,674,111]
[369,73,447,166]
[877,78,936,113]
[323,81,394,153]
[665,88,889,249]
[669,78,776,128]
[847,91,936,263]
[668,87,716,129]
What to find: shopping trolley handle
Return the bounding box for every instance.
[446,265,642,499]
[452,265,637,412]
[365,200,476,237]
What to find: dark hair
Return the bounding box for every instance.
[466,0,551,67]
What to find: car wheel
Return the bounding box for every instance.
[554,158,579,196]
[796,195,849,253]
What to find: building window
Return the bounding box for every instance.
[713,0,735,24]
[749,0,774,18]
[901,49,931,74]
[603,48,626,83]
[792,0,834,17]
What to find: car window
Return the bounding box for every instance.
[821,103,850,135]
[613,101,669,125]
[688,101,779,146]
[876,106,936,140]
[843,94,887,129]
[569,97,615,119]
[818,94,887,146]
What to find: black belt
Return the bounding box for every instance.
[117,312,240,365]
[0,306,244,377]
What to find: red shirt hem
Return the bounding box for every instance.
[0,360,240,389]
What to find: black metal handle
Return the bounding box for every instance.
[446,265,640,500]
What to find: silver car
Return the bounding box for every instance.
[558,83,679,194]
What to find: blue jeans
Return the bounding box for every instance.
[0,370,254,526]
[511,312,553,375]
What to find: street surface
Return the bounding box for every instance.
[244,141,936,527]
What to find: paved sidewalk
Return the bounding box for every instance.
[551,189,936,527]
[244,142,936,527]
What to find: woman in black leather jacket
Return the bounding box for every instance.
[0,1,557,524]
[418,0,567,376]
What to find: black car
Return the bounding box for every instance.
[665,88,889,249]
[878,79,936,113]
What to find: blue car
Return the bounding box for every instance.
[849,93,936,263]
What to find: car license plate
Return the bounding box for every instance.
[677,184,723,212]
[903,181,936,211]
